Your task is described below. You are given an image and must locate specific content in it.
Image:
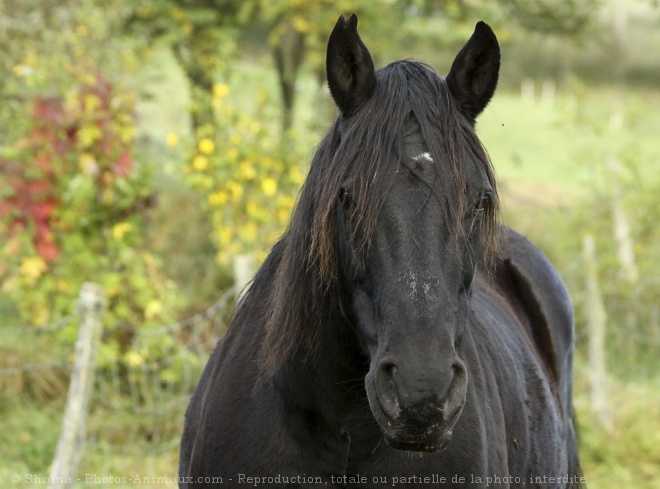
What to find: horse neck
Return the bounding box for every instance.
[273,289,369,415]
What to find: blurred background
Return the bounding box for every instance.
[0,0,658,487]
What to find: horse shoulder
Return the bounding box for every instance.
[494,226,575,404]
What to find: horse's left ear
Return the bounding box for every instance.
[326,13,377,116]
[446,21,500,119]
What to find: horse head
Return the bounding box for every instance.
[326,14,500,452]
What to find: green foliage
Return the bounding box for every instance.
[123,0,252,129]
[499,0,601,36]
[0,69,176,329]
[0,1,181,379]
[574,371,660,488]
[181,82,307,265]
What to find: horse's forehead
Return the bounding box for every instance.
[400,116,432,157]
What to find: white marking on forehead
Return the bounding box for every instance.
[412,152,434,163]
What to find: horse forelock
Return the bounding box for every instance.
[258,60,499,379]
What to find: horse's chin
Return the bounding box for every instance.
[370,394,464,454]
[383,429,454,453]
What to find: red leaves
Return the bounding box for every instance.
[1,73,136,262]
[31,97,65,125]
[113,152,132,177]
[0,158,59,260]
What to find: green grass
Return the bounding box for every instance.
[0,398,180,489]
[478,86,660,203]
[573,359,660,489]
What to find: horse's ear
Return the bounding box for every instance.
[326,13,376,116]
[446,21,500,119]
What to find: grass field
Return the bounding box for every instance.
[2,51,659,488]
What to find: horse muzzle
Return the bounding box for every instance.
[366,356,468,453]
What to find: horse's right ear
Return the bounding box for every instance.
[326,14,376,116]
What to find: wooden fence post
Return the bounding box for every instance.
[583,235,614,431]
[521,78,535,103]
[48,283,105,489]
[606,154,638,285]
[233,254,256,300]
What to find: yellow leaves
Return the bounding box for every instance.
[256,89,268,104]
[208,190,229,206]
[117,121,136,144]
[278,207,291,223]
[226,148,239,161]
[102,171,114,186]
[24,51,39,68]
[78,124,102,148]
[192,155,209,171]
[102,188,115,205]
[238,161,257,180]
[213,83,230,99]
[213,83,230,111]
[79,153,98,175]
[218,227,234,246]
[247,121,261,135]
[56,278,70,293]
[112,222,132,241]
[279,195,296,211]
[494,27,511,42]
[83,94,102,112]
[20,256,47,283]
[246,202,259,218]
[125,351,144,366]
[261,177,278,196]
[12,64,33,78]
[289,165,305,186]
[198,138,215,154]
[292,15,310,34]
[166,133,180,147]
[75,25,88,37]
[240,222,258,242]
[226,180,244,202]
[144,299,163,320]
[184,77,316,268]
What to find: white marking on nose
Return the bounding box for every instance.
[412,152,433,163]
[399,271,439,303]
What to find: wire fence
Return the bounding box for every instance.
[0,284,236,488]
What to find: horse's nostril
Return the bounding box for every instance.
[373,359,403,420]
[379,360,398,380]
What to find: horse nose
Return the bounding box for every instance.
[375,357,467,423]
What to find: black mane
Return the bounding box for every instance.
[253,60,498,377]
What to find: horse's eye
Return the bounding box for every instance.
[473,192,492,215]
[338,188,352,208]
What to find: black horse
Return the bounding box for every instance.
[180,15,582,488]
